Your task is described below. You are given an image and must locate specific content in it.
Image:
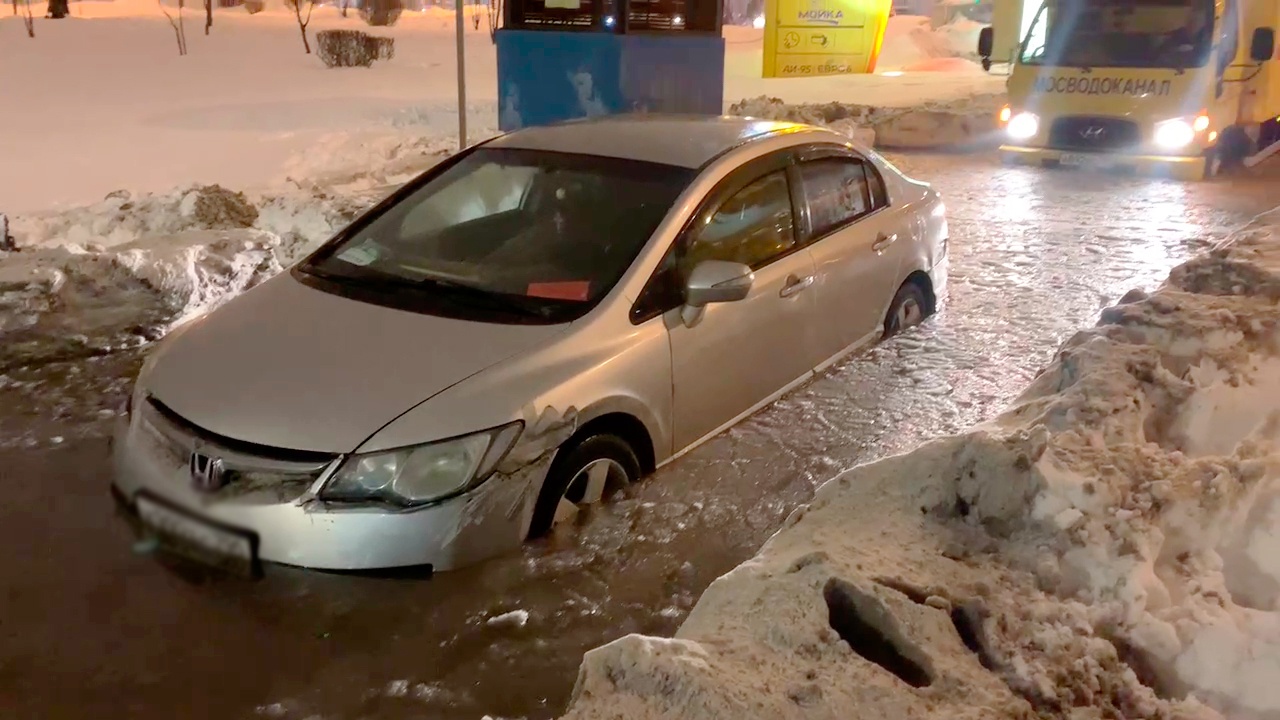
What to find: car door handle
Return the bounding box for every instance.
[873,233,898,253]
[779,274,814,298]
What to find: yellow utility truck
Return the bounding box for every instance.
[977,0,1279,179]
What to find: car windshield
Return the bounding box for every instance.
[1020,0,1215,69]
[300,147,695,324]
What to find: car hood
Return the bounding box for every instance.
[143,273,568,453]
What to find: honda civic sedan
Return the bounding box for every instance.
[112,114,949,572]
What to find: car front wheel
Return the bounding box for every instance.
[528,434,640,538]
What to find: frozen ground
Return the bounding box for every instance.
[2,154,1278,720]
[0,0,1001,214]
[560,219,1280,720]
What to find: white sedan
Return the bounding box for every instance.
[112,115,949,573]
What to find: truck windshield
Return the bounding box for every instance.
[1020,0,1215,69]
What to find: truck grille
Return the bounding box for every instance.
[1047,117,1141,152]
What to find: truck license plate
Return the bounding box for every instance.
[1058,152,1100,167]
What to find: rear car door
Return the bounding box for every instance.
[631,151,823,453]
[794,147,909,364]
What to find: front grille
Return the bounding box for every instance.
[138,397,337,494]
[1047,117,1141,152]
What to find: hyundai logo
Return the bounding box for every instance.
[190,452,228,492]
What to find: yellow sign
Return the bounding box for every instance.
[762,0,892,78]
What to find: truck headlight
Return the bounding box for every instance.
[1154,118,1195,149]
[320,423,523,507]
[1007,112,1039,141]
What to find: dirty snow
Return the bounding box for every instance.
[0,180,388,373]
[728,91,1005,149]
[559,212,1280,719]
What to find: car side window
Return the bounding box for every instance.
[681,170,796,274]
[799,157,875,238]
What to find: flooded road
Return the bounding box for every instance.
[3,155,1279,720]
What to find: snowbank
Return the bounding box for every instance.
[559,211,1280,720]
[878,15,985,71]
[0,182,376,372]
[728,92,1006,149]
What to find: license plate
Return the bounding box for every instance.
[136,495,253,561]
[1058,152,1102,167]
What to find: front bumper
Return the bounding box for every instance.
[111,413,546,572]
[928,241,949,311]
[999,145,1207,181]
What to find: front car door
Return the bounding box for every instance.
[632,151,823,453]
[794,147,911,365]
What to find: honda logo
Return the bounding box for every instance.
[190,452,227,492]
[1080,125,1106,139]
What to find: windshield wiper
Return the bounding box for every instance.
[302,262,556,320]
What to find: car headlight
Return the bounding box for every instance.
[1007,112,1039,141]
[1154,118,1196,149]
[320,423,523,507]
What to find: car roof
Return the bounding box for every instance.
[484,114,817,169]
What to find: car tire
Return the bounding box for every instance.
[528,434,640,539]
[883,281,930,338]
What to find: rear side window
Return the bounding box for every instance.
[799,158,874,237]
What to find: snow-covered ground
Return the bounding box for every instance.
[0,0,1000,214]
[559,214,1280,720]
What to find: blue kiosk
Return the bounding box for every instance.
[495,0,726,131]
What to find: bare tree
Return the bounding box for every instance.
[160,0,189,55]
[203,0,212,34]
[22,0,35,35]
[0,213,16,252]
[290,0,316,53]
[45,0,67,18]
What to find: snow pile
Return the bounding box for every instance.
[728,92,1006,149]
[877,15,984,72]
[935,18,988,60]
[559,211,1280,720]
[0,183,374,372]
[9,184,367,251]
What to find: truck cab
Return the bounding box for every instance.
[978,0,1278,179]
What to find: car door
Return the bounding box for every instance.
[641,153,823,453]
[794,147,910,365]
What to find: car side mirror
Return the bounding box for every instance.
[1251,27,1275,62]
[685,260,754,307]
[681,260,754,328]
